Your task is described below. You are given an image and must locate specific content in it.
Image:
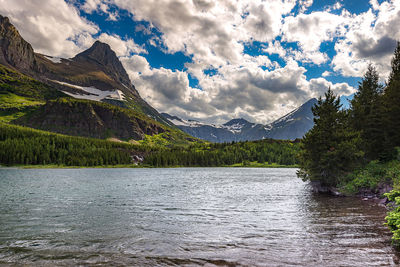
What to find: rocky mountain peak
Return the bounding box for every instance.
[0,15,35,72]
[74,40,132,88]
[223,118,251,126]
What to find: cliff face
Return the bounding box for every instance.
[73,41,132,89]
[16,98,166,140]
[0,15,36,72]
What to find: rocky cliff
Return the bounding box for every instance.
[0,15,36,72]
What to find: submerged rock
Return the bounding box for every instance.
[310,181,344,196]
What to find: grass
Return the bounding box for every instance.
[0,92,44,123]
[0,64,64,100]
[0,109,35,123]
[0,91,44,109]
[339,160,400,195]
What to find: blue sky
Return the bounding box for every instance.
[1,0,398,123]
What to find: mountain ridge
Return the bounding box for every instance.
[162,98,317,142]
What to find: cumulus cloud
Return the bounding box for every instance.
[81,0,119,21]
[332,1,400,78]
[0,0,99,57]
[308,78,356,98]
[121,53,352,124]
[322,71,332,77]
[84,0,368,123]
[0,0,146,60]
[98,33,147,56]
[281,11,349,64]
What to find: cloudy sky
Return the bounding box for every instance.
[1,0,399,123]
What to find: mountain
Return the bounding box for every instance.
[265,98,317,140]
[0,15,192,144]
[163,98,317,142]
[0,16,36,73]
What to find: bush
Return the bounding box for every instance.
[385,190,400,247]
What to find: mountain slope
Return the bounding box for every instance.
[163,98,317,142]
[0,16,36,73]
[265,98,317,140]
[0,15,193,144]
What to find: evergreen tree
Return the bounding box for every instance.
[384,41,400,149]
[351,64,385,160]
[297,88,363,187]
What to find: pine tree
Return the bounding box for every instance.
[351,64,385,160]
[384,42,400,149]
[297,88,363,187]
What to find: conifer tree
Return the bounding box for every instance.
[297,88,363,187]
[384,41,400,149]
[351,64,385,160]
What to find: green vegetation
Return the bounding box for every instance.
[0,91,43,109]
[297,88,363,186]
[339,160,400,195]
[385,190,400,247]
[0,64,64,100]
[0,91,44,123]
[0,123,151,166]
[0,122,299,168]
[296,42,400,248]
[143,139,300,167]
[298,42,400,188]
[139,132,197,147]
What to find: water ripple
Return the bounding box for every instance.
[0,168,398,266]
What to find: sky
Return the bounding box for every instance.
[0,0,399,124]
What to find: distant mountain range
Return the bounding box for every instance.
[162,98,317,142]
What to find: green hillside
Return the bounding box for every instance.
[0,64,196,145]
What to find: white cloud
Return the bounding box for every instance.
[0,0,99,57]
[3,0,381,124]
[332,1,400,78]
[121,52,352,124]
[81,0,119,21]
[82,0,364,123]
[298,0,314,13]
[322,71,332,77]
[308,78,356,98]
[98,33,147,56]
[281,11,349,64]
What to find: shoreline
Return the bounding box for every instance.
[0,164,299,169]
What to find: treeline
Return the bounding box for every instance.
[144,140,300,167]
[0,122,300,167]
[0,123,150,166]
[298,42,400,187]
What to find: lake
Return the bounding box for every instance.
[0,168,398,266]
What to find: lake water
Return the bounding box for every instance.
[0,168,398,266]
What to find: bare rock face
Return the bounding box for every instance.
[73,41,133,90]
[0,15,36,72]
[16,99,166,140]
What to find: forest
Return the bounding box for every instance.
[0,123,300,167]
[143,139,300,167]
[297,42,400,246]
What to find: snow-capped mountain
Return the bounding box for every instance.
[162,98,317,142]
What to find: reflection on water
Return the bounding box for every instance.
[0,168,398,266]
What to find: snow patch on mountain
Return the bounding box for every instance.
[52,80,125,102]
[224,123,246,133]
[44,55,63,64]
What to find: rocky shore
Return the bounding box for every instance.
[310,180,394,207]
